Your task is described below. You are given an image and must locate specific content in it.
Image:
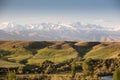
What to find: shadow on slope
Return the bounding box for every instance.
[71,42,101,57]
[24,41,54,54]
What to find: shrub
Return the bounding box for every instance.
[82,58,94,76]
[71,61,76,79]
[113,67,120,80]
[17,66,23,74]
[7,70,16,80]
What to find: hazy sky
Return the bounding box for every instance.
[0,0,120,27]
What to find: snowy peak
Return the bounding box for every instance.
[0,22,25,31]
[0,22,115,31]
[0,22,12,29]
[0,22,120,41]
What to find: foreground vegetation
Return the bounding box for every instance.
[1,58,119,80]
[113,67,120,80]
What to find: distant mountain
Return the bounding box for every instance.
[0,22,120,41]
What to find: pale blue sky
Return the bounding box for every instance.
[0,0,120,27]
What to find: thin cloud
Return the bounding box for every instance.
[95,19,105,23]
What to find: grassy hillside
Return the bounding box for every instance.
[7,48,33,62]
[28,47,77,64]
[0,41,120,65]
[0,59,23,68]
[84,42,120,59]
[0,41,78,64]
[0,41,33,62]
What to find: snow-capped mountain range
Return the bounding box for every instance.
[0,22,120,41]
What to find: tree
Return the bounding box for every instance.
[7,70,16,80]
[17,66,23,74]
[45,65,52,74]
[71,61,76,79]
[41,60,54,73]
[82,58,94,76]
[113,67,120,80]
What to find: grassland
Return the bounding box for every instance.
[0,59,23,68]
[84,42,120,59]
[0,41,120,65]
[28,47,77,64]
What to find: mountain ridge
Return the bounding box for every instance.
[0,22,120,41]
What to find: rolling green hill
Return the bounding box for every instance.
[0,59,24,68]
[28,47,77,64]
[84,42,120,59]
[0,41,120,65]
